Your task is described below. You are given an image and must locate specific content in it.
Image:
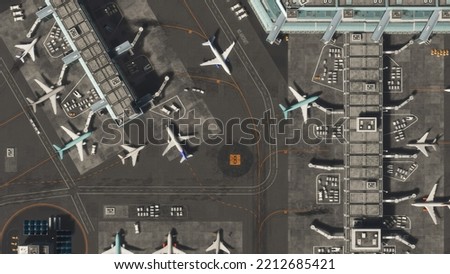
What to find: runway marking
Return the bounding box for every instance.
[0,59,94,233]
[0,155,54,189]
[160,24,207,40]
[0,203,89,254]
[187,164,256,218]
[0,111,24,128]
[182,0,208,37]
[258,208,314,249]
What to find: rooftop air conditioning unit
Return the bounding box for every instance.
[351,34,362,42]
[365,83,376,92]
[367,181,377,190]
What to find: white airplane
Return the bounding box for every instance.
[200,36,235,75]
[15,38,38,62]
[412,184,450,225]
[153,231,185,254]
[406,130,438,157]
[205,230,230,254]
[279,86,319,123]
[26,79,64,115]
[118,144,145,167]
[102,232,133,254]
[162,126,193,163]
[53,126,92,162]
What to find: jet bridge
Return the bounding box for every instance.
[417,10,441,44]
[320,10,342,44]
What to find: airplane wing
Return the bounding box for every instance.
[34,79,53,94]
[61,126,79,140]
[153,245,169,254]
[300,105,308,123]
[50,95,58,115]
[131,154,138,167]
[162,139,176,156]
[102,247,116,254]
[417,145,429,157]
[178,134,195,141]
[102,246,134,254]
[219,242,230,254]
[425,206,438,225]
[14,44,30,51]
[205,241,218,253]
[171,246,185,254]
[221,42,235,60]
[426,184,438,202]
[200,57,221,67]
[120,247,134,254]
[418,131,430,143]
[75,141,84,162]
[121,144,134,153]
[28,46,36,62]
[289,86,306,103]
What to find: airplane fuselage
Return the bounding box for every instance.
[115,233,121,254]
[206,42,231,75]
[17,38,38,62]
[61,132,92,152]
[406,144,436,150]
[412,202,450,208]
[123,147,145,160]
[167,128,184,155]
[34,86,64,105]
[286,95,319,112]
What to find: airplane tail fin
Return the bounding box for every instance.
[26,98,37,112]
[279,104,288,119]
[180,153,193,163]
[202,36,215,46]
[432,138,438,150]
[53,144,64,159]
[118,154,125,165]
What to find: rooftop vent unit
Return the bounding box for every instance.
[367,181,377,190]
[344,9,353,18]
[392,10,402,19]
[351,34,362,42]
[365,83,376,92]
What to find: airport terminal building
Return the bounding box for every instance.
[37,0,143,126]
[250,0,450,44]
[248,0,440,253]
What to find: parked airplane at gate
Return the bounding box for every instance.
[412,183,450,225]
[53,126,92,161]
[279,86,319,122]
[118,144,145,167]
[200,36,235,75]
[153,231,185,254]
[162,126,194,163]
[406,130,439,157]
[206,230,230,254]
[15,38,38,62]
[102,232,133,254]
[26,79,64,115]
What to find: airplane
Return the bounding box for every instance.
[26,79,64,115]
[412,183,450,225]
[118,144,145,167]
[162,126,193,163]
[102,232,133,254]
[279,86,320,122]
[153,231,185,254]
[15,38,38,62]
[205,230,230,254]
[406,130,438,157]
[200,36,235,75]
[53,126,92,161]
